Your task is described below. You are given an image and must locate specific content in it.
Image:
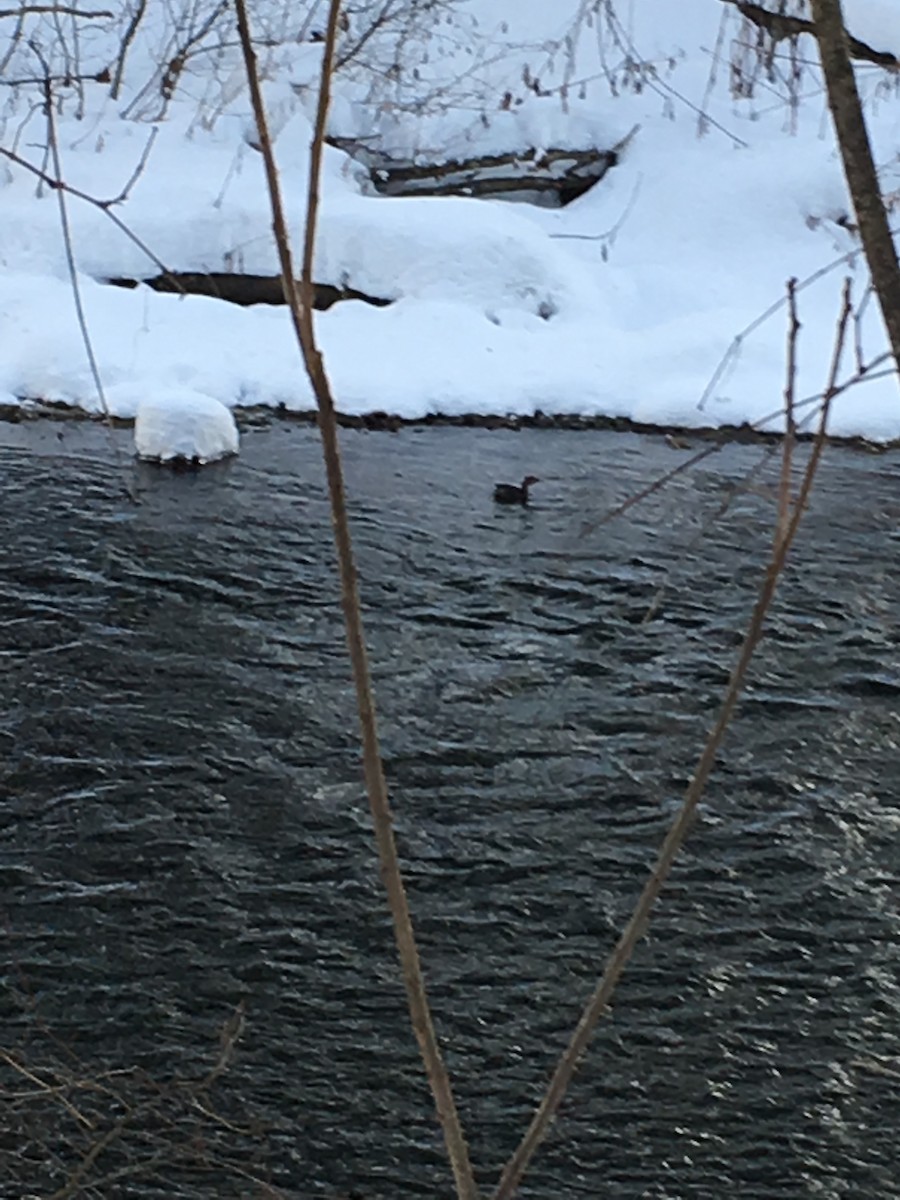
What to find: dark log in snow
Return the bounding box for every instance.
[327,127,638,208]
[106,272,392,310]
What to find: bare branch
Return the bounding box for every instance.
[110,0,147,99]
[233,3,479,1198]
[0,1049,94,1130]
[776,277,799,548]
[603,3,748,146]
[720,0,900,68]
[196,1001,245,1091]
[35,49,109,422]
[641,440,781,625]
[31,45,136,498]
[108,125,157,204]
[45,1115,131,1200]
[0,143,184,289]
[0,66,110,85]
[159,0,228,102]
[493,280,854,1200]
[0,5,112,15]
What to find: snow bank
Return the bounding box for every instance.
[0,113,603,321]
[0,0,899,441]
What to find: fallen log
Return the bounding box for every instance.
[327,126,638,208]
[106,272,391,310]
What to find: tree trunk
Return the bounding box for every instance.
[810,0,900,376]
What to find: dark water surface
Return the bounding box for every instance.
[2,422,900,1199]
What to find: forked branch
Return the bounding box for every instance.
[232,3,479,1198]
[493,279,853,1200]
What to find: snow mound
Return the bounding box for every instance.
[313,194,607,318]
[134,392,239,464]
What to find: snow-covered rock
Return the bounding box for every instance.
[134,391,239,464]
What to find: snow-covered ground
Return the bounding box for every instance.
[1,0,899,441]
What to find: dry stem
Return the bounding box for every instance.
[233,3,478,1198]
[493,279,853,1200]
[0,1048,93,1129]
[776,277,799,547]
[0,5,111,15]
[32,46,135,501]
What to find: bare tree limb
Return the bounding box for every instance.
[810,0,900,380]
[159,0,228,102]
[37,55,108,417]
[233,3,479,1198]
[0,143,184,291]
[108,125,157,203]
[0,66,110,85]
[493,280,853,1200]
[32,45,136,499]
[0,5,112,15]
[720,0,900,67]
[604,3,748,146]
[45,1115,131,1200]
[110,0,147,99]
[0,1049,94,1130]
[776,277,799,547]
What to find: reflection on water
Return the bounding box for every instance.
[2,421,900,1198]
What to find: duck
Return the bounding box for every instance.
[493,475,539,506]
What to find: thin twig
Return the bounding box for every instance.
[197,1000,245,1091]
[580,331,892,541]
[233,3,479,1198]
[0,1049,94,1129]
[66,1150,171,1196]
[110,0,147,99]
[640,371,844,626]
[0,5,112,15]
[45,1115,130,1200]
[189,1095,254,1135]
[776,277,799,547]
[0,5,25,71]
[493,279,853,1200]
[605,5,748,146]
[0,66,110,85]
[695,225,897,414]
[640,440,780,625]
[108,125,157,203]
[33,47,135,501]
[853,284,874,373]
[0,143,186,288]
[37,60,106,411]
[548,169,642,250]
[580,439,730,535]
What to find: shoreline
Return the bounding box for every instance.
[1,399,896,452]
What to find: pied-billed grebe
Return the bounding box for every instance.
[493,475,539,506]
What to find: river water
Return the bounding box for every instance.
[2,421,900,1199]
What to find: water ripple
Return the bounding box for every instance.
[1,423,899,1198]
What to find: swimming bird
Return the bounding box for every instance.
[493,475,539,505]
